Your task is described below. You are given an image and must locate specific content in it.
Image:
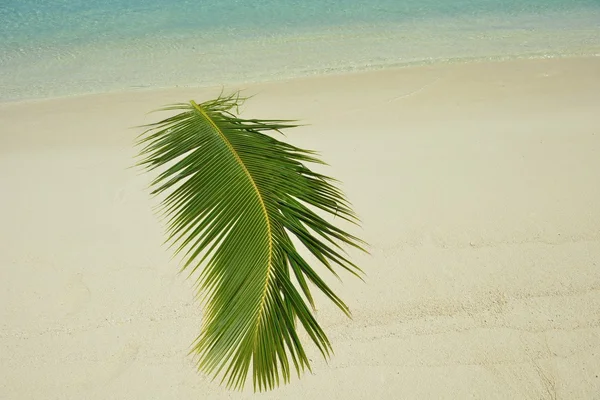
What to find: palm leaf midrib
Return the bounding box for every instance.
[190,100,275,340]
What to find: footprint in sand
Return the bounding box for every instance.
[114,188,126,203]
[64,272,91,317]
[105,342,141,383]
[76,341,141,391]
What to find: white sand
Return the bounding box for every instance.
[1,57,600,399]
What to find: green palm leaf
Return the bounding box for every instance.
[136,93,366,391]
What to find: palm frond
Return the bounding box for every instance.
[136,92,366,391]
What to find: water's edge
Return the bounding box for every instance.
[2,53,598,106]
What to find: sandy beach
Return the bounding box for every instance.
[1,57,600,399]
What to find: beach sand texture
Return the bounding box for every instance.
[1,57,600,399]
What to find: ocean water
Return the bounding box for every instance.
[1,0,599,100]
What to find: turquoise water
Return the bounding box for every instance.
[1,0,599,100]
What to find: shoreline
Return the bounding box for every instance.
[2,54,599,106]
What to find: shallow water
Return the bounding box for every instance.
[1,0,599,100]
